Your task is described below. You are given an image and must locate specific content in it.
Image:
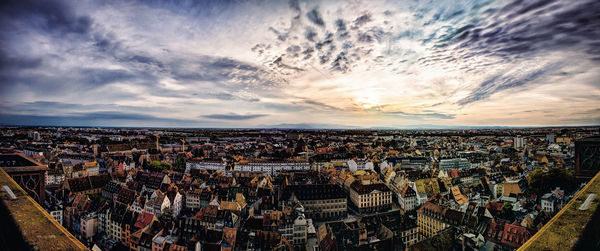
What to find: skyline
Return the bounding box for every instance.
[1,0,599,128]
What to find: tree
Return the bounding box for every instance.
[499,202,513,220]
[527,166,577,195]
[173,156,186,171]
[192,147,204,158]
[161,207,173,221]
[147,161,171,172]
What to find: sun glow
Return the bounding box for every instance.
[356,95,381,109]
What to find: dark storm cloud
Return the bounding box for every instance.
[300,99,342,111]
[81,68,138,86]
[334,19,349,40]
[457,64,558,105]
[258,3,391,74]
[305,27,318,42]
[169,55,287,91]
[415,0,600,105]
[126,55,165,69]
[1,101,174,115]
[0,111,196,126]
[434,0,600,62]
[201,113,268,120]
[0,0,92,35]
[306,7,325,26]
[353,13,373,27]
[0,54,44,71]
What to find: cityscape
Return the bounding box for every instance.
[1,127,599,250]
[1,0,600,250]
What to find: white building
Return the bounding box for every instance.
[85,162,100,176]
[144,192,171,217]
[131,197,145,213]
[46,171,65,185]
[28,131,41,141]
[81,213,98,240]
[186,160,226,173]
[398,185,418,211]
[234,160,310,175]
[167,191,183,217]
[50,209,63,225]
[347,159,374,173]
[514,136,526,149]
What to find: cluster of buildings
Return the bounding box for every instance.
[0,126,598,250]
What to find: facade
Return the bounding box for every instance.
[144,192,170,217]
[131,197,145,213]
[166,190,182,217]
[398,184,418,211]
[280,184,348,221]
[541,194,555,212]
[348,181,392,214]
[233,159,310,175]
[262,207,308,247]
[50,209,64,225]
[401,225,420,247]
[106,205,128,241]
[85,162,100,176]
[185,188,210,210]
[514,136,526,149]
[417,202,464,238]
[185,159,226,173]
[46,169,65,186]
[439,158,471,170]
[80,213,98,240]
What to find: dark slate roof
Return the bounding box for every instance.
[350,181,391,195]
[280,184,346,201]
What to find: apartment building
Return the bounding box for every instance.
[185,159,226,173]
[280,184,347,221]
[348,180,392,214]
[417,201,464,238]
[233,159,309,175]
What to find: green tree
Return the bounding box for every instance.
[192,147,204,158]
[148,161,171,172]
[173,156,186,171]
[527,167,577,195]
[499,202,513,220]
[161,207,173,221]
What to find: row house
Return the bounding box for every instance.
[398,184,418,211]
[145,191,171,217]
[185,188,211,210]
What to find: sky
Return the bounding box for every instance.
[0,0,599,128]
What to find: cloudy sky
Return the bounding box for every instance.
[1,0,599,128]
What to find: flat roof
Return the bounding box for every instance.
[0,168,87,251]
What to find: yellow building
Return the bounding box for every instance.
[417,201,464,238]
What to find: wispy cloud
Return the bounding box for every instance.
[201,113,268,120]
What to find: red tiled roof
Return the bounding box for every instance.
[447,169,459,178]
[134,212,154,229]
